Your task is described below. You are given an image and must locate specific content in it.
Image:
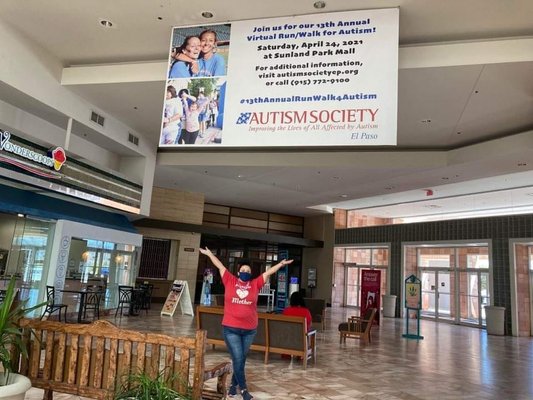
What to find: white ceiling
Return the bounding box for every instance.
[1,0,533,218]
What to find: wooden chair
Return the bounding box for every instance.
[338,307,377,344]
[41,285,68,322]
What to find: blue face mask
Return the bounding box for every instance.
[238,272,252,282]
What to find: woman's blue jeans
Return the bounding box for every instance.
[223,326,257,390]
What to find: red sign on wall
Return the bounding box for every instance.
[360,269,381,325]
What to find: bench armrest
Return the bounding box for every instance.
[203,361,232,380]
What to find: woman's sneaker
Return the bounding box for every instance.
[228,385,237,397]
[241,389,254,400]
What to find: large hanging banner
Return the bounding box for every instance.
[360,269,381,325]
[160,8,398,147]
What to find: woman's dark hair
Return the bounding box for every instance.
[199,29,218,41]
[289,291,306,307]
[178,35,199,53]
[177,88,189,98]
[167,85,177,98]
[238,259,251,268]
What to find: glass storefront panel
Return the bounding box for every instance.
[346,248,370,264]
[0,214,55,315]
[345,266,359,307]
[336,245,390,308]
[64,237,140,310]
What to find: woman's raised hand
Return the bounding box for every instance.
[199,247,213,257]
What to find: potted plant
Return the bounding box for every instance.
[0,276,42,400]
[115,369,192,400]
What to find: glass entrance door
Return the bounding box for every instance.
[421,270,436,317]
[437,271,453,321]
[414,245,490,327]
[345,265,360,307]
[420,269,454,320]
[459,271,490,325]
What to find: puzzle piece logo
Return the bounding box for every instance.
[236,112,251,124]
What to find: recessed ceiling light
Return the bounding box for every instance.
[385,186,394,190]
[17,213,25,218]
[157,16,163,21]
[441,177,449,180]
[201,11,214,18]
[420,119,431,123]
[340,194,348,198]
[237,174,244,179]
[99,19,114,28]
[314,1,326,9]
[518,162,527,166]
[133,106,138,110]
[456,131,462,135]
[332,176,340,180]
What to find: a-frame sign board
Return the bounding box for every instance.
[161,280,194,317]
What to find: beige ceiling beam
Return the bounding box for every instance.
[157,150,448,168]
[61,37,533,86]
[400,37,533,69]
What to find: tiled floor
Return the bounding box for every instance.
[26,306,533,399]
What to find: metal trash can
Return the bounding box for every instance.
[485,306,505,335]
[382,294,397,318]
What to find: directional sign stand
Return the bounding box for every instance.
[402,274,424,340]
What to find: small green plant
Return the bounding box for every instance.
[115,369,192,400]
[0,276,43,386]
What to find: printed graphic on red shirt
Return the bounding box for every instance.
[222,272,264,330]
[233,281,253,305]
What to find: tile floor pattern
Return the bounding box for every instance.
[25,306,533,400]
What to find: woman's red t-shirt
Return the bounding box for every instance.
[222,272,265,330]
[282,306,313,331]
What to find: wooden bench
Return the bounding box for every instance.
[338,307,377,344]
[196,306,316,369]
[14,318,232,400]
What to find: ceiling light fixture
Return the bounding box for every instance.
[518,162,527,166]
[157,16,163,20]
[99,19,114,28]
[201,11,214,18]
[340,194,348,198]
[314,1,326,9]
[420,119,432,123]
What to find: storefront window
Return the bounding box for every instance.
[66,237,139,309]
[0,214,55,312]
[67,238,137,283]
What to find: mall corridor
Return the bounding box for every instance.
[26,306,533,400]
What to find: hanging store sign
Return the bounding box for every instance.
[0,130,66,172]
[160,8,399,147]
